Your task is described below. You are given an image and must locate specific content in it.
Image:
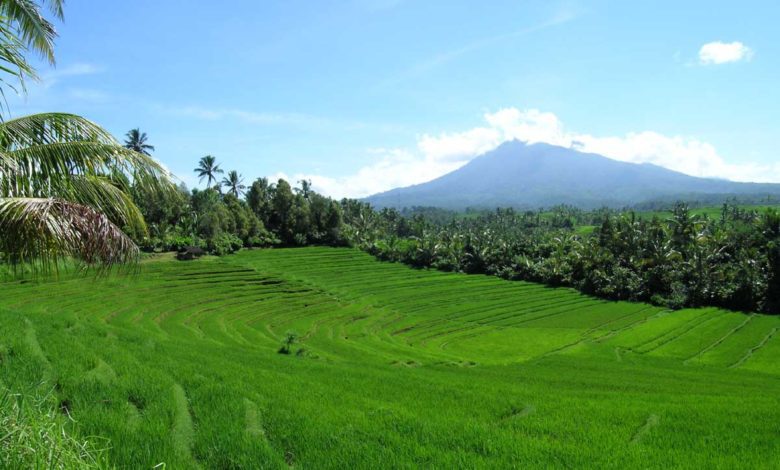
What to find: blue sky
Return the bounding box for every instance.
[11,0,780,196]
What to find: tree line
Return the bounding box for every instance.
[343,203,780,315]
[129,151,346,255]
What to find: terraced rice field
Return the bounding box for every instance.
[1,247,779,468]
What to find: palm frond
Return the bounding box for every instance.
[0,112,116,149]
[0,114,175,197]
[0,0,59,64]
[0,197,139,273]
[0,21,39,107]
[2,141,172,197]
[67,175,147,234]
[43,0,64,20]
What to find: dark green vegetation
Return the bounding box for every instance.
[1,248,779,468]
[350,202,780,314]
[365,141,780,209]
[133,176,346,255]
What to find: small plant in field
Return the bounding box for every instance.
[278,331,298,355]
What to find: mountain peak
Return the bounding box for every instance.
[365,142,780,209]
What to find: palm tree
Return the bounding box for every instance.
[123,128,155,155]
[194,155,223,189]
[0,2,173,272]
[222,170,245,197]
[0,113,172,272]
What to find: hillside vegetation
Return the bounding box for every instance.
[1,248,779,468]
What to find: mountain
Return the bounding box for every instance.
[365,140,780,209]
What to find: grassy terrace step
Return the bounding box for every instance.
[0,247,779,468]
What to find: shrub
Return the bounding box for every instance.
[208,234,243,256]
[278,331,298,355]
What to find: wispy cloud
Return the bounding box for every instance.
[377,8,577,89]
[155,103,406,135]
[67,88,111,103]
[161,105,332,127]
[41,62,104,88]
[698,41,754,65]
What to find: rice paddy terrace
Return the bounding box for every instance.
[1,247,780,468]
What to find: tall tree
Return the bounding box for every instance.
[222,170,246,198]
[194,155,223,189]
[123,128,155,155]
[270,179,295,243]
[246,177,273,224]
[296,179,312,199]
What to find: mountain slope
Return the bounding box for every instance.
[365,140,780,209]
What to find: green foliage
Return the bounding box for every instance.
[766,240,780,314]
[208,233,243,256]
[346,203,780,314]
[138,174,343,256]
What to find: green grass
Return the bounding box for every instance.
[1,247,780,468]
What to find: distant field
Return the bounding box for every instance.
[636,204,780,220]
[1,247,779,468]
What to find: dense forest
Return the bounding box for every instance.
[125,151,780,315]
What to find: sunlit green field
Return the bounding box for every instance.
[1,247,779,468]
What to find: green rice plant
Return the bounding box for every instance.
[0,247,779,467]
[0,387,107,469]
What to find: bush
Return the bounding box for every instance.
[278,331,298,355]
[208,234,243,256]
[164,235,200,252]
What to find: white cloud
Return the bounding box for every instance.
[284,107,780,199]
[698,41,753,65]
[271,146,467,199]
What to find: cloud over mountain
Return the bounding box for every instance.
[286,108,780,199]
